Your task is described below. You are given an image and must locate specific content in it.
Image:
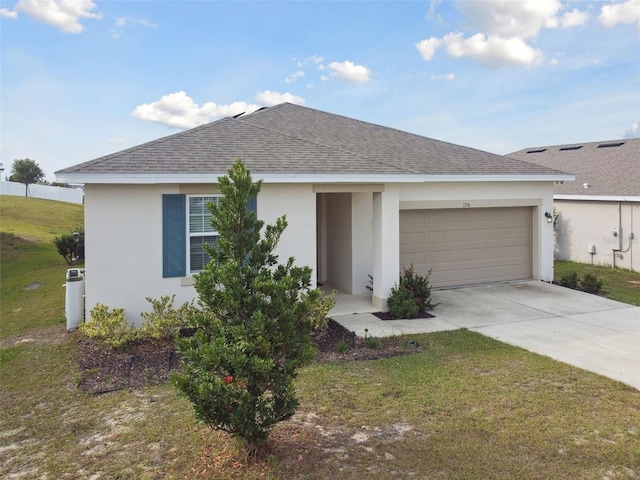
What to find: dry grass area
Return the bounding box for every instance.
[1,329,639,479]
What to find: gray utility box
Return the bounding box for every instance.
[65,268,85,331]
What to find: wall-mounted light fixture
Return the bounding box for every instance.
[544,212,553,223]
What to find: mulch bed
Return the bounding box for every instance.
[76,319,424,394]
[372,311,434,320]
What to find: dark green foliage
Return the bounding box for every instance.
[53,228,84,264]
[580,273,603,294]
[559,271,603,294]
[559,272,579,289]
[387,283,419,319]
[387,265,437,319]
[173,160,334,451]
[10,158,45,196]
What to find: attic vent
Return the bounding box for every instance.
[526,148,547,154]
[597,142,624,148]
[559,145,582,151]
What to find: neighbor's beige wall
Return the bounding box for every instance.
[554,200,638,272]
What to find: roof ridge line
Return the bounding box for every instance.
[235,111,419,176]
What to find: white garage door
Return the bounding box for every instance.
[400,207,532,288]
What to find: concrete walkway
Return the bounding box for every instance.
[331,281,640,390]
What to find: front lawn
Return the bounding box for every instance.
[554,260,640,306]
[1,330,639,479]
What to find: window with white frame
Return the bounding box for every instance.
[188,195,220,273]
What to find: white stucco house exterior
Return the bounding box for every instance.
[56,103,572,324]
[509,138,639,272]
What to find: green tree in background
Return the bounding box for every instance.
[10,159,45,197]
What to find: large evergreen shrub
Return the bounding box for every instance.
[173,160,334,453]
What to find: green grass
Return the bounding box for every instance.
[555,260,640,306]
[1,196,84,337]
[1,331,639,479]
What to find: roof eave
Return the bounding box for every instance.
[55,172,575,185]
[555,194,640,202]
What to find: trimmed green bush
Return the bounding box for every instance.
[387,265,437,319]
[388,283,419,319]
[559,272,580,289]
[139,295,199,340]
[80,304,137,349]
[580,273,603,294]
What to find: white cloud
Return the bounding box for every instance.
[327,60,371,84]
[431,73,455,81]
[132,91,259,129]
[0,7,18,18]
[455,0,561,39]
[599,0,640,28]
[415,37,442,61]
[111,15,157,39]
[559,8,589,28]
[284,71,305,84]
[255,90,305,106]
[443,33,543,67]
[16,0,101,34]
[418,0,589,68]
[295,54,324,68]
[623,119,640,138]
[132,90,305,128]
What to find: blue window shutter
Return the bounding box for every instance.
[163,194,186,278]
[248,195,257,214]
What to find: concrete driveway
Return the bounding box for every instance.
[331,281,640,390]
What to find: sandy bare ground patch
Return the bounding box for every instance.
[0,325,68,349]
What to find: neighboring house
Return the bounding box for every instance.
[56,103,571,324]
[509,138,639,272]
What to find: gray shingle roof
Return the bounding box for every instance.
[508,138,640,197]
[57,103,566,179]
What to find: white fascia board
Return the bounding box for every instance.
[56,172,575,185]
[555,194,640,202]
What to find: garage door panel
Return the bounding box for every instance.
[400,207,532,288]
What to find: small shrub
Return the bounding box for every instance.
[364,336,380,349]
[401,265,437,311]
[581,273,603,294]
[388,283,419,319]
[335,340,348,353]
[80,304,137,349]
[387,265,438,319]
[559,272,579,290]
[139,295,199,340]
[53,228,84,265]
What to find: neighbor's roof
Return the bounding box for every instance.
[508,138,640,199]
[56,103,571,184]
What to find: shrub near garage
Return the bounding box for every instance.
[388,265,438,319]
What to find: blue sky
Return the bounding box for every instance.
[1,0,639,182]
